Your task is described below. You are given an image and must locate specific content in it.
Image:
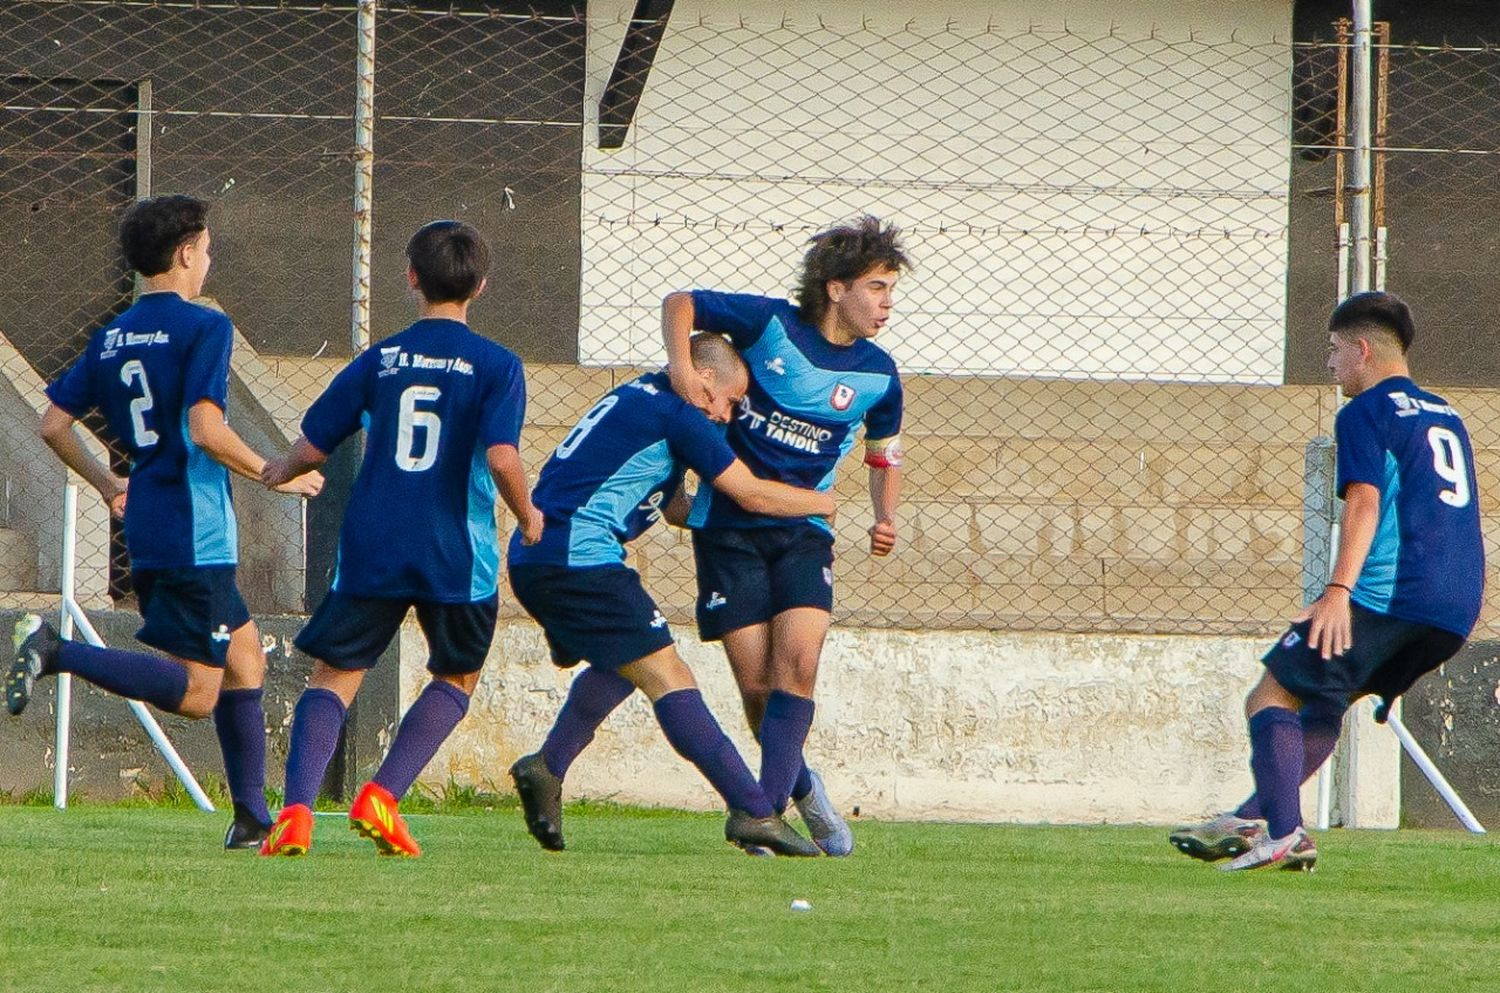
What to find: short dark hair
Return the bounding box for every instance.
[120,195,209,276]
[1329,291,1416,352]
[406,220,491,304]
[795,215,912,326]
[689,332,746,380]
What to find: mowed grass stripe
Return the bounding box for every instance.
[0,807,1496,993]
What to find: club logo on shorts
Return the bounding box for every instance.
[705,591,727,610]
[1281,630,1301,649]
[650,610,669,629]
[765,357,786,376]
[210,624,232,644]
[822,567,833,587]
[830,383,856,411]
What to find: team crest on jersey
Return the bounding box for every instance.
[830,383,856,411]
[380,347,401,369]
[100,328,123,357]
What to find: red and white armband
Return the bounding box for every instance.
[864,435,904,469]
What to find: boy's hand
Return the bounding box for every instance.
[869,518,897,557]
[520,506,545,545]
[272,469,324,498]
[104,476,128,520]
[261,455,296,488]
[669,363,712,412]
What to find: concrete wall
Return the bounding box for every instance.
[403,618,1352,824]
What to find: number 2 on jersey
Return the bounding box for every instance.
[1427,425,1470,508]
[396,385,442,472]
[120,359,159,448]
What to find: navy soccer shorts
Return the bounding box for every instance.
[690,524,835,642]
[1261,602,1465,714]
[294,591,499,676]
[507,564,674,671]
[133,566,251,668]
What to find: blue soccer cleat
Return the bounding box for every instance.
[795,769,854,857]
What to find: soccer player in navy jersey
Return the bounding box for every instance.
[1170,292,1484,871]
[507,333,834,856]
[662,216,909,855]
[7,194,324,849]
[257,220,540,857]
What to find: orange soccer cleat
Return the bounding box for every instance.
[259,804,314,857]
[348,782,421,857]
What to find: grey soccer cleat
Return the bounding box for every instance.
[510,752,566,851]
[794,769,854,857]
[1218,826,1318,873]
[725,809,822,858]
[1168,812,1268,862]
[7,614,60,717]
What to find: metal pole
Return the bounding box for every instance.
[1386,709,1486,834]
[352,0,376,355]
[53,484,80,809]
[1349,0,1374,293]
[62,599,215,813]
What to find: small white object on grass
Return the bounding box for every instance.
[789,899,812,912]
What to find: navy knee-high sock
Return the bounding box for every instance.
[1245,707,1305,838]
[373,681,470,800]
[282,688,347,809]
[791,763,814,802]
[654,688,773,818]
[213,687,271,825]
[541,666,635,778]
[1235,704,1344,822]
[55,641,188,713]
[758,690,815,814]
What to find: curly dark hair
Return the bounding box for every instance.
[794,216,911,327]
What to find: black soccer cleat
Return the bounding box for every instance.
[7,614,60,717]
[725,809,822,858]
[510,752,566,851]
[224,802,273,851]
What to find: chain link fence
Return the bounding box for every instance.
[0,5,1492,639]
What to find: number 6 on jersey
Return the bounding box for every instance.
[396,385,442,472]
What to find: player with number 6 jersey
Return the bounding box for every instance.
[1171,291,1483,872]
[258,220,541,858]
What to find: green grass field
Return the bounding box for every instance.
[1,804,1496,993]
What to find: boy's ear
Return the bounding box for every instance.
[472,276,488,300]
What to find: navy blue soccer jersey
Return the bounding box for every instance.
[302,318,525,603]
[508,371,737,568]
[1336,376,1484,637]
[685,291,903,531]
[47,291,237,569]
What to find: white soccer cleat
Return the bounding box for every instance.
[1218,826,1318,872]
[795,769,854,857]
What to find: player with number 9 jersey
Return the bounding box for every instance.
[1172,292,1484,873]
[1334,374,1483,637]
